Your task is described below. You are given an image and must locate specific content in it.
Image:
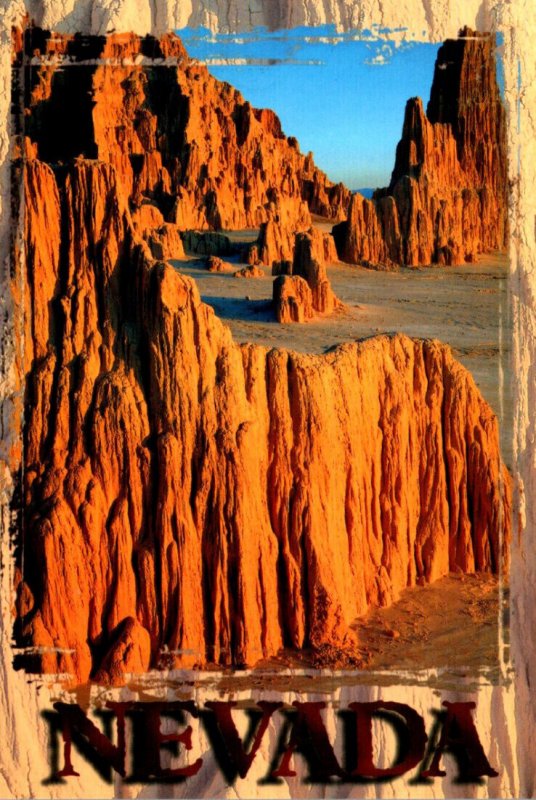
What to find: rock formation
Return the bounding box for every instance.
[181,230,234,257]
[273,228,341,319]
[234,266,264,278]
[293,228,340,312]
[145,222,185,261]
[258,218,301,271]
[12,28,511,685]
[273,275,314,322]
[16,27,350,239]
[206,255,230,272]
[15,154,511,683]
[333,29,507,267]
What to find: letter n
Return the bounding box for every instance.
[52,701,131,780]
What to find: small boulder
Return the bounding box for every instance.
[206,255,230,272]
[234,266,264,278]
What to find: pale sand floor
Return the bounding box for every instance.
[350,573,506,677]
[189,574,505,689]
[173,247,512,466]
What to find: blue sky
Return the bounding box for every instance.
[178,26,441,190]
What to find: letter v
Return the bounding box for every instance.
[202,701,282,783]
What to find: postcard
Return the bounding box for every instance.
[0,1,530,797]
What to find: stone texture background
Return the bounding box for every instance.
[0,0,534,797]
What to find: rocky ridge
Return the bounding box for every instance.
[15,28,350,234]
[14,26,345,322]
[333,29,507,267]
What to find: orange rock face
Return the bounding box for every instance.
[146,222,185,261]
[17,28,350,236]
[13,29,511,685]
[259,218,301,270]
[292,229,341,314]
[334,29,507,267]
[273,275,314,322]
[272,228,341,319]
[15,157,511,683]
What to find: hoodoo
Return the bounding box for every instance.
[333,28,507,267]
[273,227,341,321]
[12,28,510,684]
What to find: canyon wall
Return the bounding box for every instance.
[16,25,508,275]
[333,28,508,267]
[16,28,349,235]
[8,28,510,687]
[15,146,511,684]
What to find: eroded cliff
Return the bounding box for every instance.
[12,28,511,685]
[333,28,507,267]
[14,153,510,683]
[16,28,350,235]
[14,27,345,320]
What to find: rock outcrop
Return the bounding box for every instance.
[273,228,341,319]
[292,228,340,313]
[234,265,264,278]
[333,29,507,267]
[206,255,230,272]
[181,230,234,257]
[16,27,350,238]
[12,28,511,685]
[15,153,511,683]
[145,222,185,260]
[273,275,314,322]
[258,218,302,271]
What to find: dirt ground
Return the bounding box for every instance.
[260,572,505,676]
[184,573,506,694]
[350,573,506,676]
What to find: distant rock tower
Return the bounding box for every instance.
[334,29,507,267]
